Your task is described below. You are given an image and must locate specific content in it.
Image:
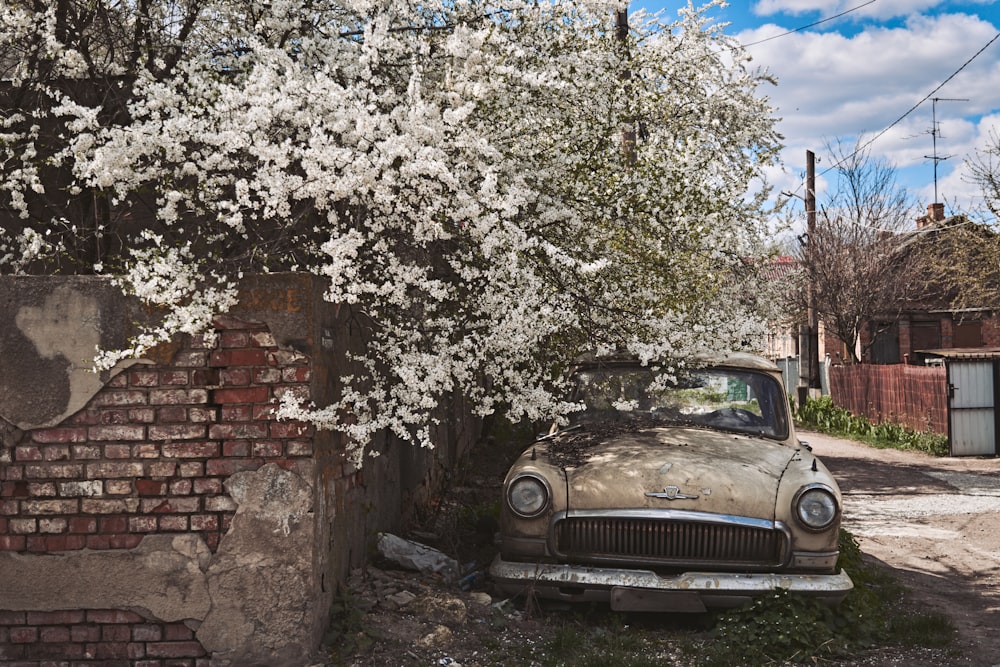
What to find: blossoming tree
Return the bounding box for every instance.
[0,0,781,457]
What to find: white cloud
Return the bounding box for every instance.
[740,9,1000,219]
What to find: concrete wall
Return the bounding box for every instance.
[0,274,480,666]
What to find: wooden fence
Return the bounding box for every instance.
[828,364,948,435]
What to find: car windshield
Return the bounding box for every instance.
[568,364,789,440]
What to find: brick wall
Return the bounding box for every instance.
[1,317,319,555]
[0,610,207,666]
[0,275,478,665]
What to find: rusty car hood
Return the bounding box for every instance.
[542,426,797,520]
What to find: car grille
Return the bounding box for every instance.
[553,516,787,568]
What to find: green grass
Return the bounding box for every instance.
[793,395,949,456]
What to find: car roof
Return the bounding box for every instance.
[571,351,779,373]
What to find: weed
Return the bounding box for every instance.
[694,529,955,666]
[794,395,948,456]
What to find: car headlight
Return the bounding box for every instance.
[507,474,551,518]
[794,485,839,530]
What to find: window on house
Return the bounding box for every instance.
[870,322,899,364]
[911,321,942,353]
[954,321,983,348]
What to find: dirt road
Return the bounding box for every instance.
[801,431,1000,667]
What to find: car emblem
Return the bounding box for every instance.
[645,485,699,500]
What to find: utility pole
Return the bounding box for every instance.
[806,150,819,390]
[799,150,819,403]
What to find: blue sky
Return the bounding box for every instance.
[633,0,1000,229]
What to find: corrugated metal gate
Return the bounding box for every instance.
[947,358,999,456]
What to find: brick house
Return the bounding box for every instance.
[863,203,1000,365]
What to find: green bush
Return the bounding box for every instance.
[793,395,948,456]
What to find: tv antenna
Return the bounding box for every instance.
[924,97,968,203]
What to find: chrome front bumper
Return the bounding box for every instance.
[490,556,853,612]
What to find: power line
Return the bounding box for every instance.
[740,1,878,48]
[818,31,1000,180]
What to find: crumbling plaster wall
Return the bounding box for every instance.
[0,274,480,666]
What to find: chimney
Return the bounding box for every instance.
[917,202,946,229]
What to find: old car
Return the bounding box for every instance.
[489,352,852,612]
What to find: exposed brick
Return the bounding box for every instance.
[270,421,313,439]
[88,425,146,441]
[222,441,249,457]
[105,444,133,459]
[26,610,84,624]
[161,442,219,459]
[92,390,148,407]
[0,610,26,624]
[163,624,195,641]
[128,516,156,533]
[150,389,209,406]
[99,409,131,425]
[38,518,68,534]
[158,515,188,531]
[28,533,86,551]
[145,641,206,658]
[190,369,220,386]
[133,625,163,642]
[0,535,26,550]
[190,515,218,531]
[102,624,132,642]
[169,479,192,495]
[24,464,83,479]
[250,331,277,347]
[41,445,70,461]
[3,466,24,481]
[107,372,129,388]
[39,625,71,642]
[273,385,309,402]
[219,331,250,348]
[149,425,207,441]
[141,497,200,514]
[282,366,311,383]
[161,370,190,386]
[81,499,128,514]
[105,479,134,495]
[188,407,217,423]
[86,610,144,624]
[93,640,130,659]
[208,423,267,440]
[71,624,101,642]
[220,405,252,422]
[99,517,128,533]
[22,499,79,515]
[30,428,88,444]
[129,370,160,387]
[173,350,209,367]
[10,627,37,642]
[68,517,97,533]
[135,480,167,496]
[252,368,282,384]
[129,407,158,423]
[204,496,237,512]
[58,480,103,497]
[205,458,261,476]
[85,534,142,549]
[158,406,188,422]
[270,349,308,366]
[177,462,203,477]
[71,445,102,459]
[219,368,251,386]
[210,386,269,405]
[27,482,57,497]
[134,444,161,459]
[252,441,283,458]
[86,462,144,479]
[10,518,36,533]
[14,446,42,461]
[192,478,222,495]
[143,465,176,481]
